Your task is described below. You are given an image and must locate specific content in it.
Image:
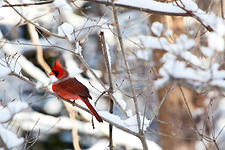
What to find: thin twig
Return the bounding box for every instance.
[111,0,141,133]
[221,0,225,19]
[2,0,54,7]
[174,0,213,32]
[99,31,114,150]
[27,23,52,75]
[149,83,172,126]
[84,0,214,32]
[111,2,148,150]
[63,102,81,150]
[4,0,66,39]
[83,0,187,16]
[178,86,209,150]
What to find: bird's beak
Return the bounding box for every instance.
[49,71,55,76]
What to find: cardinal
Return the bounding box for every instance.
[49,60,103,122]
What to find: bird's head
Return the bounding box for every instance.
[49,60,69,79]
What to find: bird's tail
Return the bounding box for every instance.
[81,98,103,122]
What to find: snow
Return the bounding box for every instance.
[151,22,164,37]
[178,0,198,11]
[49,75,58,83]
[136,49,152,61]
[63,52,83,76]
[13,111,74,132]
[0,101,28,123]
[105,43,112,70]
[0,0,3,7]
[200,47,214,58]
[115,0,186,14]
[0,57,21,77]
[7,101,28,115]
[0,107,11,123]
[1,43,50,86]
[35,81,43,89]
[215,19,225,36]
[58,23,74,41]
[53,0,70,9]
[99,111,149,133]
[139,35,164,49]
[75,42,82,56]
[112,91,127,110]
[126,109,133,117]
[43,97,63,115]
[87,139,109,150]
[177,0,217,31]
[110,0,215,32]
[0,124,24,149]
[208,32,225,52]
[164,29,173,37]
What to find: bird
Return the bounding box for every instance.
[49,60,103,122]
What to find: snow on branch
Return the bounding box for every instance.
[141,19,225,90]
[0,43,50,86]
[0,101,28,123]
[99,111,150,134]
[85,0,215,32]
[0,124,24,149]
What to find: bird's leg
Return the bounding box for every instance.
[72,100,76,106]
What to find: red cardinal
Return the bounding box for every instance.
[49,60,103,122]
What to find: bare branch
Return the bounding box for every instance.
[27,23,52,75]
[99,31,114,150]
[110,2,148,150]
[2,0,54,7]
[4,0,66,39]
[83,0,214,32]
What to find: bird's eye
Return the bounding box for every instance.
[52,70,59,77]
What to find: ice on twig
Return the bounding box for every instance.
[0,125,24,149]
[58,23,74,41]
[151,22,163,37]
[0,57,21,77]
[0,101,28,123]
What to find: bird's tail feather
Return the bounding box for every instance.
[81,98,103,122]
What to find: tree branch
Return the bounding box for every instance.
[2,0,54,7]
[110,2,148,150]
[99,31,114,150]
[83,0,214,32]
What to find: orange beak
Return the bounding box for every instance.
[49,71,55,76]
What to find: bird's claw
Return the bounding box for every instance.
[72,100,76,106]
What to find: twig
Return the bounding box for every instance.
[2,0,54,7]
[63,102,81,150]
[84,0,214,32]
[178,86,210,150]
[149,83,172,126]
[0,136,9,150]
[4,0,66,39]
[9,72,35,86]
[83,0,187,16]
[99,31,114,150]
[27,23,52,75]
[221,0,224,19]
[110,2,148,150]
[174,0,213,32]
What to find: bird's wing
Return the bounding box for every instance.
[52,78,92,100]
